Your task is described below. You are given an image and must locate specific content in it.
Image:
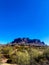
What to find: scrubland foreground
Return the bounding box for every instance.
[0,45,49,65]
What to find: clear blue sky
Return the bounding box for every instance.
[0,0,49,45]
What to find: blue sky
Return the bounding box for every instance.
[0,0,49,45]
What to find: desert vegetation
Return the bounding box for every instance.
[0,44,49,65]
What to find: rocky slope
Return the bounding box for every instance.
[9,38,46,46]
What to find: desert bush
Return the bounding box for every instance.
[43,47,49,60]
[9,50,30,65]
[29,48,40,58]
[28,48,44,65]
[2,46,14,58]
[9,47,44,65]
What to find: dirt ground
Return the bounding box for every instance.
[0,63,17,65]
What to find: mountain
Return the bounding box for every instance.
[9,38,46,46]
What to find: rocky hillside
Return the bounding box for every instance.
[9,38,46,46]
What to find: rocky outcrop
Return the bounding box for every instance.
[9,38,46,46]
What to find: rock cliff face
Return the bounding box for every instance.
[10,38,45,46]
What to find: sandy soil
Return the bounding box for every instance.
[0,63,17,65]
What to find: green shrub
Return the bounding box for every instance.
[43,47,49,60]
[28,48,43,65]
[2,46,14,58]
[10,50,30,65]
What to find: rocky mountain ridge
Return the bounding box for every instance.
[9,38,46,46]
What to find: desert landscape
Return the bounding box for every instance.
[0,38,49,65]
[0,0,49,65]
